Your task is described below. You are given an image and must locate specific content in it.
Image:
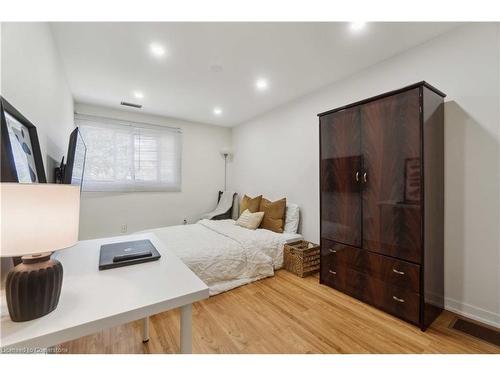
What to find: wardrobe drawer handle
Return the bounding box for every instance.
[355,171,360,182]
[329,249,337,254]
[329,270,337,275]
[392,268,405,275]
[392,296,405,303]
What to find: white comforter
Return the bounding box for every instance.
[143,219,301,295]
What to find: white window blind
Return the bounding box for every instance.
[75,114,182,192]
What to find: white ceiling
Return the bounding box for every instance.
[51,22,459,127]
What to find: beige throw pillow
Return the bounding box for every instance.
[240,194,262,215]
[236,209,265,230]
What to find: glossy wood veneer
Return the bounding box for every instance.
[320,105,362,247]
[321,265,421,324]
[321,239,420,293]
[318,82,445,331]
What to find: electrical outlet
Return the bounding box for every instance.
[121,224,128,233]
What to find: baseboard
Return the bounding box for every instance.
[445,297,500,329]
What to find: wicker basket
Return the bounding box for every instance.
[283,240,320,277]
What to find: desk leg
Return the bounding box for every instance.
[142,316,150,343]
[180,304,192,354]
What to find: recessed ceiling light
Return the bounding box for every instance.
[213,107,223,116]
[255,78,269,91]
[149,42,166,57]
[133,91,144,99]
[349,22,367,31]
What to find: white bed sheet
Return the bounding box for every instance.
[139,219,301,295]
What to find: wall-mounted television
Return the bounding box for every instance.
[63,127,87,189]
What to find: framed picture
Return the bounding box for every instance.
[404,157,420,203]
[1,96,46,183]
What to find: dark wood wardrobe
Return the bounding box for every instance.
[318,82,445,331]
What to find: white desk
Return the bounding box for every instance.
[0,233,209,353]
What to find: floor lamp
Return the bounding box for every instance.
[220,148,232,191]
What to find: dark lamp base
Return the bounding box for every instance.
[6,252,63,322]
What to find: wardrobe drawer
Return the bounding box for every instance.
[321,240,420,293]
[321,265,420,324]
[320,238,340,258]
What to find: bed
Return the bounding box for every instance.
[140,219,302,295]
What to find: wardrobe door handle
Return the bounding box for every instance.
[328,249,337,254]
[392,268,405,275]
[355,171,360,182]
[329,270,337,275]
[363,172,367,183]
[393,296,405,303]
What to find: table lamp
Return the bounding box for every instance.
[0,183,80,322]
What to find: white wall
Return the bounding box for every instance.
[231,23,500,327]
[75,103,231,240]
[1,22,75,182]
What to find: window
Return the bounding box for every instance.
[75,114,182,192]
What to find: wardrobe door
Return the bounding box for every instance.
[320,106,362,247]
[361,88,422,263]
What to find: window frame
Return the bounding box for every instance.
[75,113,182,193]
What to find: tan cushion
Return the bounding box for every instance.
[239,194,262,215]
[259,197,286,233]
[236,209,265,230]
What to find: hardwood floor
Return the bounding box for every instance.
[59,271,500,354]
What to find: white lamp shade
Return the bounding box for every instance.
[220,147,232,157]
[0,183,80,257]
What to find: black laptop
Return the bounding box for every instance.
[99,239,161,270]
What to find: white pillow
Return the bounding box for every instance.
[236,209,265,230]
[284,203,300,233]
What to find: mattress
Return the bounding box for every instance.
[139,219,302,295]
